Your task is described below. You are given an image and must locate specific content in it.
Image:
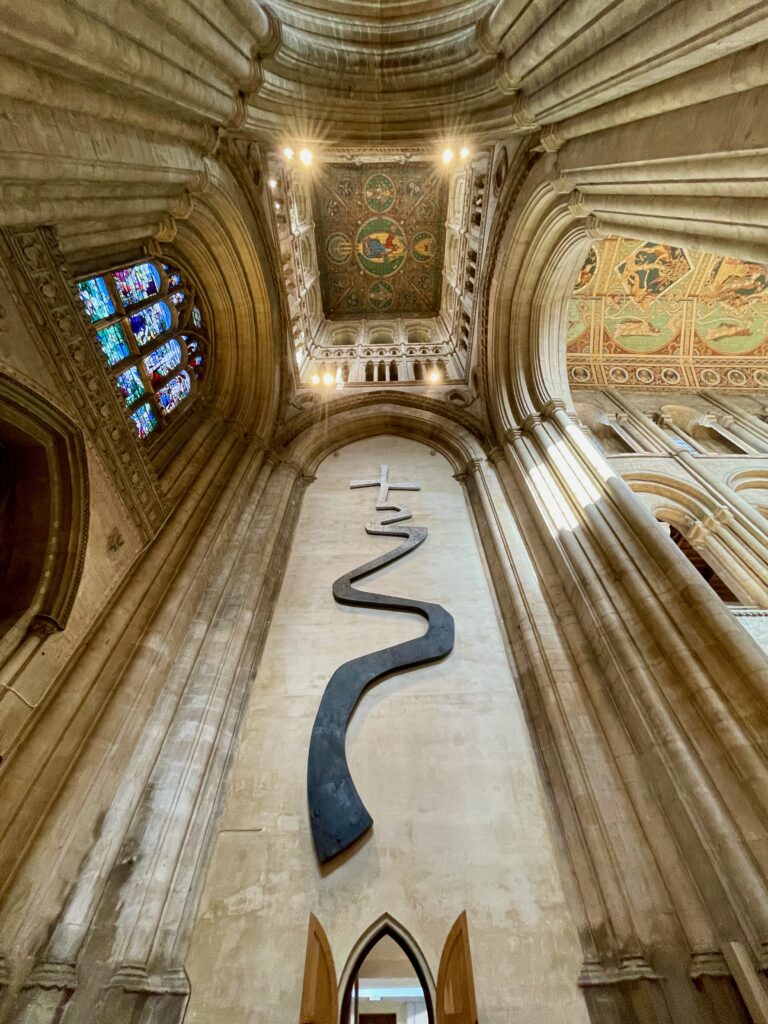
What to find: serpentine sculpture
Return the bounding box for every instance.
[307,464,455,864]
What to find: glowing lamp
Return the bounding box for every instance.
[309,373,321,386]
[283,147,294,160]
[322,372,335,386]
[442,148,454,164]
[299,148,313,166]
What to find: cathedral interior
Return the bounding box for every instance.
[2,1,768,1021]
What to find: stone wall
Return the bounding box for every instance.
[185,435,587,1024]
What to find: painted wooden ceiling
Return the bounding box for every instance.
[567,237,768,391]
[312,162,447,320]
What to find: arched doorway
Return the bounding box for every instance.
[340,927,433,1024]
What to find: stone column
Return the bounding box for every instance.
[11,455,307,1023]
[458,449,740,1020]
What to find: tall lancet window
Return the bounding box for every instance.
[76,259,209,439]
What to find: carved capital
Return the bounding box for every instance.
[504,426,524,444]
[22,960,77,992]
[542,398,567,418]
[521,413,541,433]
[689,950,731,979]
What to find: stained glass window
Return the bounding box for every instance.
[131,403,158,439]
[157,371,191,414]
[76,259,210,440]
[78,277,115,322]
[113,262,161,307]
[130,301,172,346]
[97,323,130,365]
[116,365,145,405]
[144,339,182,380]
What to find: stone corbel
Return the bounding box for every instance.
[254,4,282,58]
[538,124,564,153]
[568,189,593,219]
[152,215,177,244]
[226,93,248,132]
[169,190,195,221]
[475,5,498,56]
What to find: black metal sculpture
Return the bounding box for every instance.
[307,466,455,865]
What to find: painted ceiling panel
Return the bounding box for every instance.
[567,237,768,391]
[312,162,447,320]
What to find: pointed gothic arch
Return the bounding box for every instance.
[338,914,436,1024]
[0,372,89,654]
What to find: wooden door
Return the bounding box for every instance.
[300,913,338,1024]
[436,912,478,1024]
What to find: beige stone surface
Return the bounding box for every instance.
[185,435,587,1023]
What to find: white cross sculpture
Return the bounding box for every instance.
[349,463,420,504]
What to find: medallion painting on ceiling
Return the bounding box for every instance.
[313,163,447,319]
[567,237,768,390]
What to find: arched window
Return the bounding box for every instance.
[76,259,209,440]
[389,360,399,382]
[413,360,423,381]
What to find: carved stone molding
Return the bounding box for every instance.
[689,950,731,979]
[111,963,190,995]
[22,959,77,992]
[0,226,166,541]
[578,954,661,987]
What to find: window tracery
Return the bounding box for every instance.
[76,259,209,440]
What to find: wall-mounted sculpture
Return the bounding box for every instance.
[307,464,455,864]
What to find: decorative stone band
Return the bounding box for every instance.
[110,963,190,996]
[578,954,661,988]
[22,959,78,992]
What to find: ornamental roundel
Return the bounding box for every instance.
[411,231,437,263]
[368,281,394,311]
[327,232,353,264]
[355,218,407,278]
[364,173,396,213]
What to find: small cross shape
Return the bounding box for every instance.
[349,463,420,504]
